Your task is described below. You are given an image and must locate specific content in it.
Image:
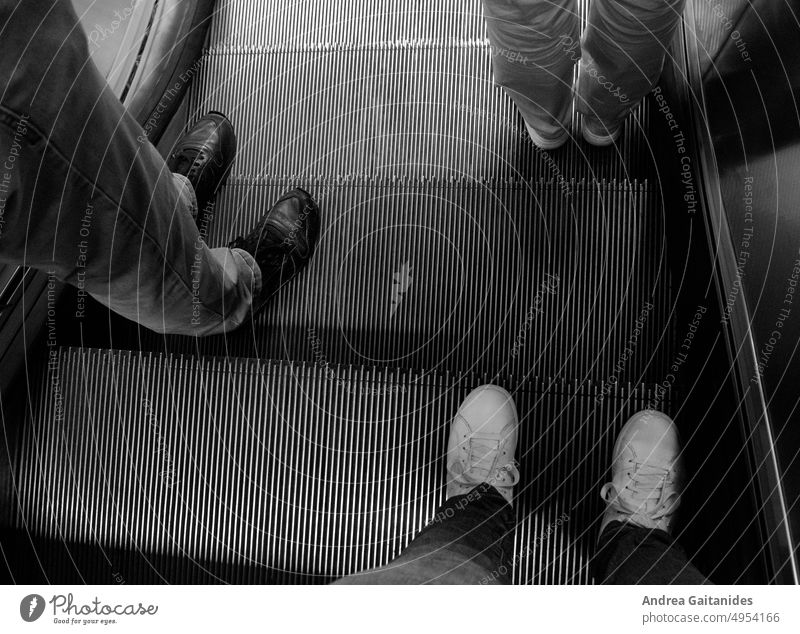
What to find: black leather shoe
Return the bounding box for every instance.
[167,111,236,224]
[228,188,320,313]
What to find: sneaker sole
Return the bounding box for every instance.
[524,121,569,150]
[581,120,622,147]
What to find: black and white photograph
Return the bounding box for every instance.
[0,0,799,630]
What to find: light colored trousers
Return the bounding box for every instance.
[483,0,686,138]
[0,0,260,336]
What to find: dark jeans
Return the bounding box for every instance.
[336,484,708,584]
[335,483,515,584]
[592,521,710,584]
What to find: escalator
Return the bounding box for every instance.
[0,0,790,584]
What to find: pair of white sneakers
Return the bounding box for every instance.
[524,58,624,151]
[446,385,683,536]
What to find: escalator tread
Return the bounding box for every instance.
[15,347,667,584]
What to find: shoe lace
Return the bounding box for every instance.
[458,435,520,487]
[601,460,679,522]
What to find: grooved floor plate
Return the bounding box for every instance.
[15,348,666,584]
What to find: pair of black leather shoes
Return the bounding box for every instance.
[166,112,319,311]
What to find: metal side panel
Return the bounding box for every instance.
[13,347,662,584]
[677,0,799,582]
[126,0,218,142]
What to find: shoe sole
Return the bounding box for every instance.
[524,121,569,150]
[581,120,621,147]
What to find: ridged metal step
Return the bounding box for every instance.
[142,176,674,387]
[13,347,668,584]
[207,1,487,46]
[187,44,656,182]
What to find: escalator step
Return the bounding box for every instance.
[15,347,668,584]
[199,0,638,182]
[188,29,656,182]
[146,177,674,388]
[207,1,486,47]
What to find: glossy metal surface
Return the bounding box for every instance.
[685,0,800,581]
[71,0,157,94]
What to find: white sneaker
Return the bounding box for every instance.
[524,120,569,150]
[577,54,623,146]
[599,410,684,536]
[446,385,520,506]
[582,115,622,146]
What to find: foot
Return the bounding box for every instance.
[167,111,237,220]
[446,385,520,506]
[581,114,622,146]
[577,54,623,147]
[599,410,684,536]
[524,120,569,150]
[228,188,320,313]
